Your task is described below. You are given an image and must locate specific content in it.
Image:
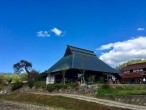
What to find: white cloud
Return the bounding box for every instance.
[97,43,114,50]
[137,28,145,31]
[36,27,64,37]
[51,28,62,36]
[36,31,50,37]
[96,36,146,67]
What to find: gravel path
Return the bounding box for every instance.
[31,92,146,110]
[0,100,60,110]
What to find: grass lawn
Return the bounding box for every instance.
[0,92,128,110]
[96,84,146,97]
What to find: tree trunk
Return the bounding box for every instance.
[25,67,31,82]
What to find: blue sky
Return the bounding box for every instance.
[1,0,146,73]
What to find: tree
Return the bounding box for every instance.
[13,60,32,82]
[30,70,39,81]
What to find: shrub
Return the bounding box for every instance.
[46,83,79,92]
[11,82,23,91]
[28,81,34,88]
[67,83,79,89]
[56,83,68,90]
[34,81,46,89]
[46,84,56,92]
[46,83,69,92]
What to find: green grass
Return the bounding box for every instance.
[96,84,146,97]
[0,92,128,110]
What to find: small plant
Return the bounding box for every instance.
[56,83,68,89]
[34,81,46,89]
[11,82,23,91]
[46,84,56,92]
[67,83,79,88]
[46,83,70,92]
[28,81,34,88]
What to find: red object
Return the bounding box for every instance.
[106,82,113,84]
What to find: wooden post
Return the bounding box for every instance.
[83,70,86,84]
[62,71,66,83]
[79,69,86,84]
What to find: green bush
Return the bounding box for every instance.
[67,83,79,88]
[52,84,61,90]
[56,83,68,89]
[11,82,23,91]
[46,84,56,92]
[34,81,46,89]
[46,83,69,92]
[28,81,34,88]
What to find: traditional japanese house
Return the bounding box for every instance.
[120,62,146,84]
[45,45,119,84]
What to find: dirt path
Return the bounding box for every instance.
[0,100,61,110]
[31,92,146,110]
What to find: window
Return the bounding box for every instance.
[140,69,143,71]
[133,70,137,72]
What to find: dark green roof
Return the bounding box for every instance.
[67,45,95,56]
[47,45,119,74]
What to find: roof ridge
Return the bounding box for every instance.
[67,45,94,52]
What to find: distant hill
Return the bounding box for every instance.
[0,73,13,75]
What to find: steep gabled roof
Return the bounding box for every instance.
[47,45,119,74]
[72,52,118,73]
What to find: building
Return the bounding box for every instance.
[120,62,146,84]
[46,45,119,84]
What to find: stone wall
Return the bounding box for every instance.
[52,84,98,95]
[19,84,98,95]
